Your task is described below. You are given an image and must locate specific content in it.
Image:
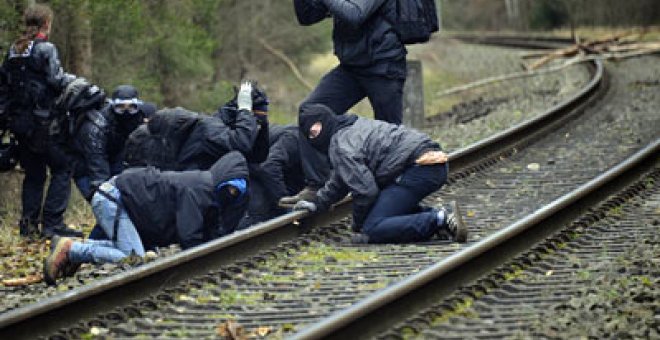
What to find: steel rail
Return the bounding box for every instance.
[0,45,603,340]
[292,138,660,340]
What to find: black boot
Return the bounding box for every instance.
[19,218,40,238]
[41,224,83,238]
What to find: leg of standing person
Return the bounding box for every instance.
[361,163,448,243]
[41,145,79,237]
[361,75,405,125]
[17,140,47,236]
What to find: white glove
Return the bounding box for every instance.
[237,81,253,112]
[293,200,317,212]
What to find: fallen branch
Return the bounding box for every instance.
[257,37,313,91]
[525,31,641,70]
[436,61,582,97]
[2,275,42,287]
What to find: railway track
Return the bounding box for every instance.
[1,37,658,339]
[377,167,660,340]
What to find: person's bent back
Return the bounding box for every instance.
[43,151,249,285]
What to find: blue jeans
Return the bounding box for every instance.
[362,163,448,243]
[68,184,145,264]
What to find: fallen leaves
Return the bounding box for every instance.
[216,320,247,340]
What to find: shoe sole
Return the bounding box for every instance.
[43,238,72,286]
[449,201,468,243]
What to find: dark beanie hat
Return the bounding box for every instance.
[112,85,139,100]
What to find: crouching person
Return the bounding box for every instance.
[43,151,248,285]
[293,104,468,244]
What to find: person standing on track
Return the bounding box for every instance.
[281,0,408,206]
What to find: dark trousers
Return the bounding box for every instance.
[17,142,73,230]
[300,66,405,187]
[237,178,287,230]
[362,163,448,244]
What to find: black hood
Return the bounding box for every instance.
[298,103,357,154]
[147,107,199,137]
[209,151,249,185]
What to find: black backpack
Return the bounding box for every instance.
[388,0,439,44]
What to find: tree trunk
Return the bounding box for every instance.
[69,0,93,78]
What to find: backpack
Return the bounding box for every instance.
[4,40,55,112]
[388,0,439,44]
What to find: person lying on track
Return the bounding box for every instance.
[42,151,249,285]
[293,104,468,244]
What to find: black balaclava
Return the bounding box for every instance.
[298,103,357,154]
[111,85,143,134]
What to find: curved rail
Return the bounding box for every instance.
[292,138,659,339]
[0,45,604,340]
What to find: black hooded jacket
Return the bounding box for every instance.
[74,103,151,194]
[115,151,249,250]
[250,124,305,201]
[294,0,406,79]
[215,102,269,164]
[123,107,260,171]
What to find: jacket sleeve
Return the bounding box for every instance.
[246,115,269,163]
[316,170,350,211]
[78,121,111,192]
[320,0,386,27]
[294,0,329,25]
[332,144,379,211]
[175,187,206,249]
[36,42,76,91]
[205,109,258,156]
[260,132,297,199]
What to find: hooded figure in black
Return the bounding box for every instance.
[294,104,468,245]
[43,151,250,285]
[116,150,249,249]
[71,85,155,201]
[236,124,306,230]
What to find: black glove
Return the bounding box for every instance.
[251,85,269,113]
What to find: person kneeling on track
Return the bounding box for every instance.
[123,82,266,172]
[292,104,468,244]
[237,124,306,230]
[42,151,249,285]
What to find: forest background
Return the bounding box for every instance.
[1,0,658,123]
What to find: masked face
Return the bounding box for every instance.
[299,104,337,154]
[215,178,247,206]
[112,99,140,115]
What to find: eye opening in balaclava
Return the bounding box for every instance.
[215,178,247,206]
